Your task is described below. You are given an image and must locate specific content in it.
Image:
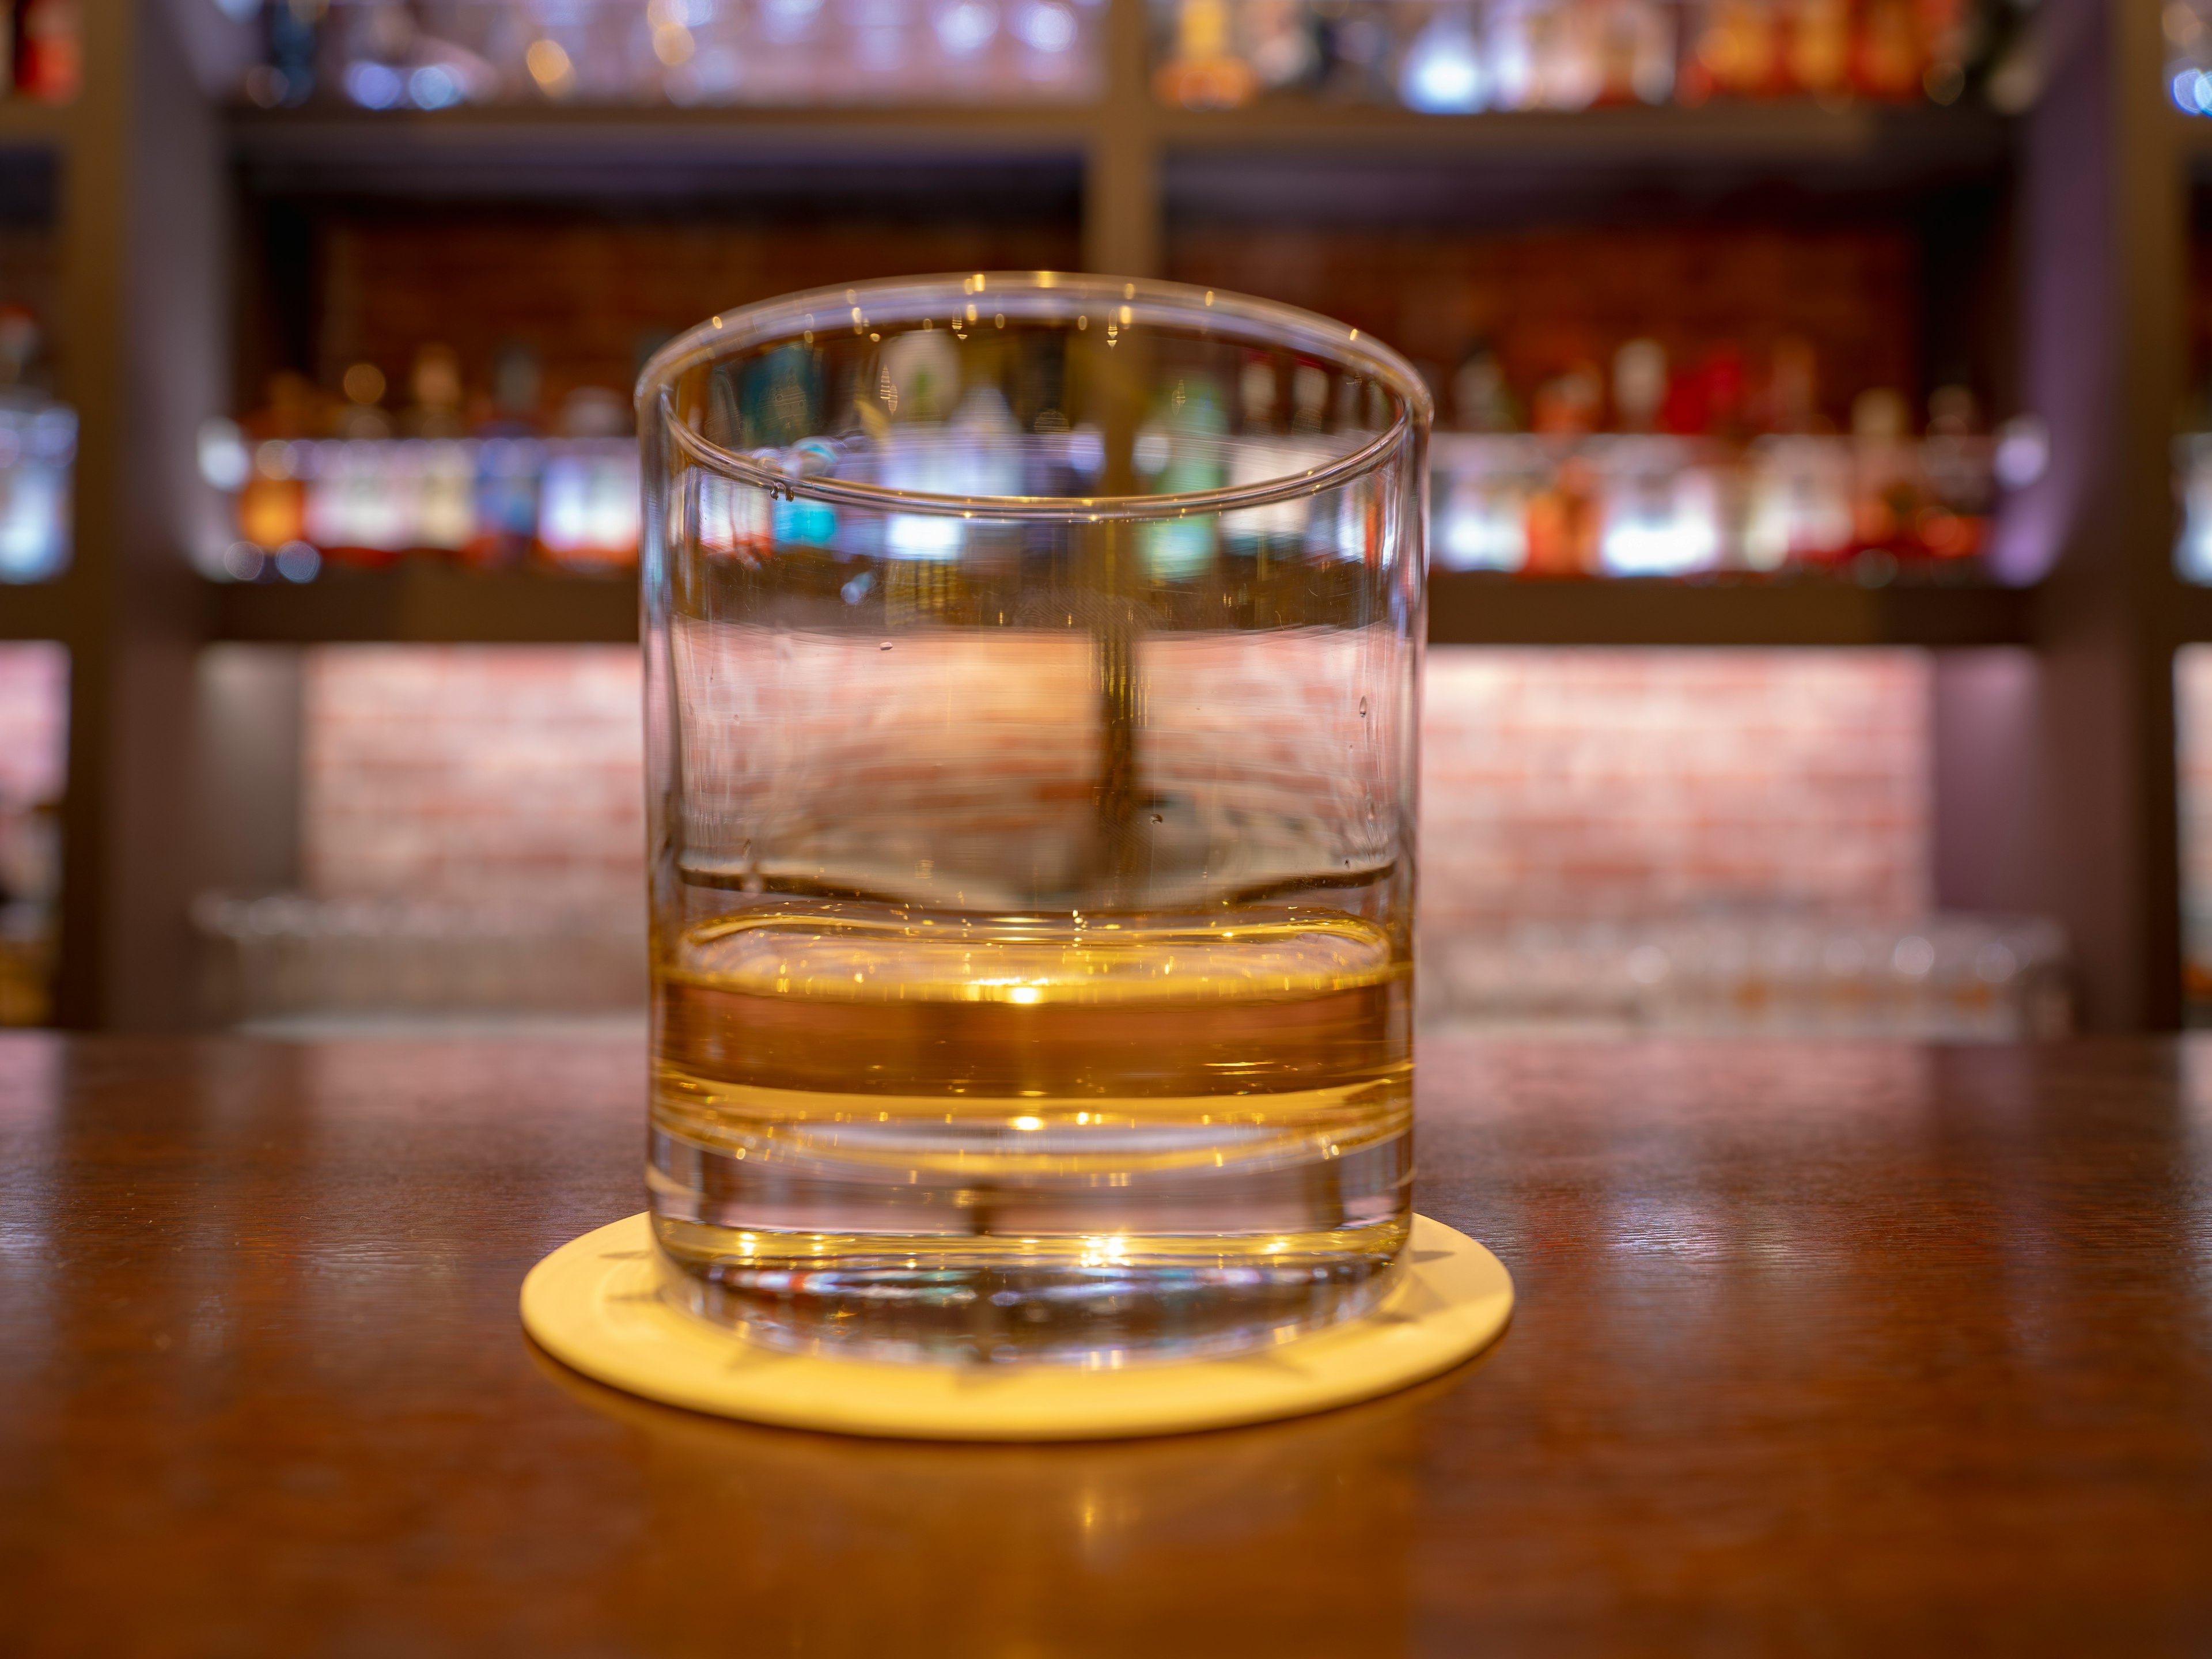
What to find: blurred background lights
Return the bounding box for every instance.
[525,37,575,91]
[342,60,404,108]
[1014,0,1077,52]
[1399,12,1486,112]
[1994,415,2051,490]
[196,419,250,494]
[408,64,465,108]
[935,0,1001,56]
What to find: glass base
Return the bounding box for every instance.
[648,1126,1411,1366]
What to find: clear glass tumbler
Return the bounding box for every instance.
[638,273,1429,1364]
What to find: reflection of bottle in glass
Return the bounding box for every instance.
[1142,373,1229,578]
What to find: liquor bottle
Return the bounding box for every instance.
[1848,386,1916,560]
[1783,0,1851,97]
[1594,0,1675,105]
[1154,0,1257,107]
[401,344,467,438]
[1523,452,1600,575]
[257,0,323,107]
[403,344,474,556]
[1611,338,1667,432]
[465,343,543,569]
[1684,0,1781,101]
[16,0,80,104]
[1244,0,1318,92]
[233,373,317,555]
[1918,384,1986,561]
[538,385,640,569]
[309,362,412,565]
[1452,348,1519,432]
[1531,361,1602,435]
[1853,0,1923,98]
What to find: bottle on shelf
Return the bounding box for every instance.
[0,304,73,584]
[15,0,80,105]
[1426,321,2008,582]
[1154,0,1258,107]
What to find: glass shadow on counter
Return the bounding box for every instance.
[525,1334,1490,1657]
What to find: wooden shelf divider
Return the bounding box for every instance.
[1427,576,2031,650]
[208,566,638,647]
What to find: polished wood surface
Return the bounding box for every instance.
[4,1034,2211,1654]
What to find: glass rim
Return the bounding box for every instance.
[636,271,1433,523]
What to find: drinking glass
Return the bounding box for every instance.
[638,273,1429,1364]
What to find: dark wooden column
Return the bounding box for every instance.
[53,0,227,1028]
[1938,0,2186,1029]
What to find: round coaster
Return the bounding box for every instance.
[521,1214,1513,1441]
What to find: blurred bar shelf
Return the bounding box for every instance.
[0,102,73,151]
[207,565,636,646]
[1157,101,2009,169]
[0,578,67,641]
[226,104,1096,198]
[2165,583,2212,646]
[1427,573,2029,648]
[225,100,2008,188]
[196,563,2022,650]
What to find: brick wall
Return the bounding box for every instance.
[300,645,644,922]
[297,641,1929,936]
[1421,647,1931,930]
[0,641,66,806]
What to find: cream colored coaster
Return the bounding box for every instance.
[521,1214,1512,1441]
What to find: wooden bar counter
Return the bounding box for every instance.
[5,1033,2211,1653]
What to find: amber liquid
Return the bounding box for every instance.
[649,902,1412,1363]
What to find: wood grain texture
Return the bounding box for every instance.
[3,1034,2211,1655]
